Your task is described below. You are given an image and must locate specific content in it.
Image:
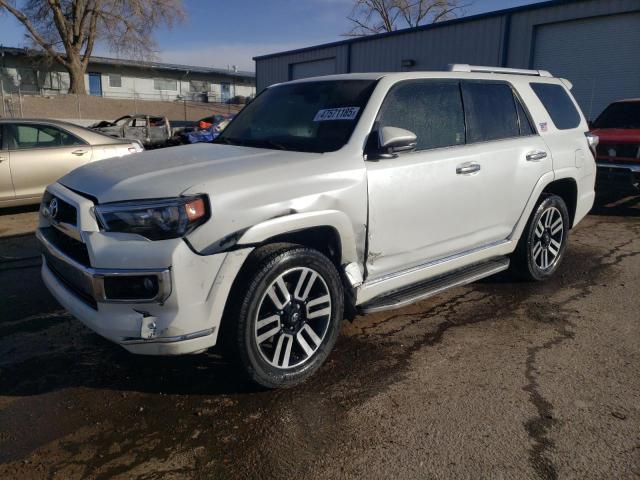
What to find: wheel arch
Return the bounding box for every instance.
[541,177,578,228]
[236,210,360,267]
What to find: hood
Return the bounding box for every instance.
[590,128,640,143]
[59,143,320,203]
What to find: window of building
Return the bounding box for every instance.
[38,71,62,90]
[153,78,177,91]
[189,80,210,93]
[11,124,85,150]
[376,80,465,151]
[530,83,581,130]
[462,81,520,143]
[108,74,122,88]
[17,69,37,93]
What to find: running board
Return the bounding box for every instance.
[359,257,510,314]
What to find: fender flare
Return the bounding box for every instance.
[509,171,556,242]
[237,210,359,265]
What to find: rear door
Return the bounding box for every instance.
[457,80,553,239]
[7,123,92,199]
[0,126,15,201]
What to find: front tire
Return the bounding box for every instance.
[231,244,344,388]
[511,194,570,281]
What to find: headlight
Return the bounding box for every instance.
[94,196,209,240]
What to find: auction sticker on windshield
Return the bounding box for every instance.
[314,107,360,122]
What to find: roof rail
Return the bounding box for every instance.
[448,64,553,77]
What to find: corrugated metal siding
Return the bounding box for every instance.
[255,0,640,90]
[349,17,505,72]
[533,12,640,119]
[290,57,337,80]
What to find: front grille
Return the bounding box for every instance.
[597,143,640,160]
[45,253,97,309]
[40,227,90,266]
[42,192,77,226]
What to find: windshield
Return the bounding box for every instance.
[216,80,377,153]
[593,102,640,129]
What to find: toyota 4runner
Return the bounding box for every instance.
[38,65,596,388]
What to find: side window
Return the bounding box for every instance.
[12,124,84,149]
[515,95,536,135]
[377,80,465,151]
[530,83,581,130]
[461,82,520,143]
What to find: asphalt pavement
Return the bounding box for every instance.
[0,192,638,480]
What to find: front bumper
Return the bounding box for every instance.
[38,182,253,355]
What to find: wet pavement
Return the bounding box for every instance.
[0,193,639,479]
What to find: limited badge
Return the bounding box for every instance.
[313,107,360,122]
[539,122,548,132]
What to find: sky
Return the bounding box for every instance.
[0,0,548,72]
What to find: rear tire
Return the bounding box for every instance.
[228,243,344,389]
[511,194,570,281]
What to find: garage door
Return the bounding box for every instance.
[290,58,336,80]
[533,12,640,120]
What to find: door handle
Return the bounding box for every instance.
[526,151,547,162]
[0,156,6,163]
[72,149,88,156]
[456,162,481,175]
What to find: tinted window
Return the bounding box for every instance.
[462,82,519,143]
[530,83,581,130]
[593,102,640,129]
[218,80,376,153]
[376,80,465,151]
[515,96,536,135]
[11,124,84,149]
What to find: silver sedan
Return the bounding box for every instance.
[0,118,143,207]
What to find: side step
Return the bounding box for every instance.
[359,257,510,314]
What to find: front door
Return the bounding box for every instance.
[88,73,102,96]
[365,79,552,279]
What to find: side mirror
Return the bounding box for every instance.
[367,126,417,160]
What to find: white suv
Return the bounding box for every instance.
[38,65,596,388]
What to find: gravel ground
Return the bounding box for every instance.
[0,192,638,480]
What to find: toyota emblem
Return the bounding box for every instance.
[48,198,59,219]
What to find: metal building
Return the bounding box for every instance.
[254,0,640,119]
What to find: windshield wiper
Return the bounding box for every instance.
[214,137,240,145]
[253,139,288,150]
[214,137,287,150]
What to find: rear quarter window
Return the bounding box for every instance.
[530,83,581,130]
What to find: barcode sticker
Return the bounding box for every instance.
[313,107,360,122]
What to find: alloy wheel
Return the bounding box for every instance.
[254,267,332,369]
[532,206,564,271]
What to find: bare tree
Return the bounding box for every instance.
[345,0,472,37]
[0,0,184,94]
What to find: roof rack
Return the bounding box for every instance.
[448,64,553,77]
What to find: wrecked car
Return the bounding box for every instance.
[90,115,171,148]
[38,66,595,389]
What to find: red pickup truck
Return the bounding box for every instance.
[591,99,640,192]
